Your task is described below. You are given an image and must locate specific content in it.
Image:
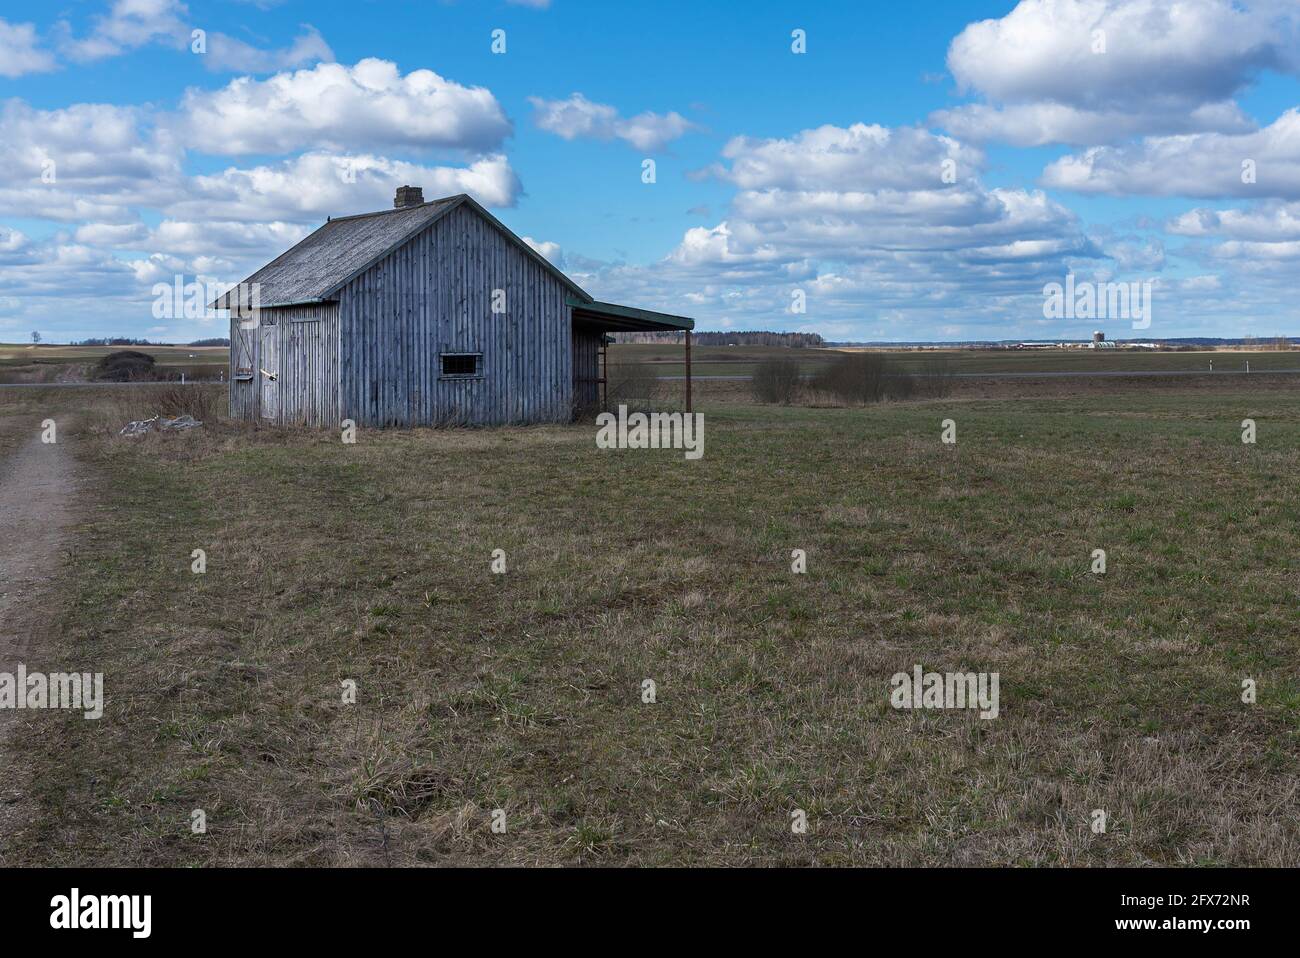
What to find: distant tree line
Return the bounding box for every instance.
[75,336,158,346]
[612,330,824,347]
[72,336,230,347]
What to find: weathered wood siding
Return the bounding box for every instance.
[276,304,340,427]
[572,327,603,410]
[228,303,340,427]
[337,203,575,427]
[229,316,258,421]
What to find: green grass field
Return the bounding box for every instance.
[3,378,1297,866]
[3,343,1295,386]
[0,343,227,384]
[608,344,1300,378]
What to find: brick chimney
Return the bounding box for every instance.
[394,185,424,208]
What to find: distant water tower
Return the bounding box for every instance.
[1093,330,1105,343]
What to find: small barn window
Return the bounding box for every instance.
[441,353,482,378]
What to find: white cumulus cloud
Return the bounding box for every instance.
[0,18,56,77]
[528,93,697,151]
[522,236,562,264]
[62,0,191,62]
[179,59,512,155]
[936,0,1300,145]
[0,100,183,223]
[170,152,520,223]
[1042,109,1300,198]
[570,122,1104,338]
[201,26,334,74]
[703,123,981,192]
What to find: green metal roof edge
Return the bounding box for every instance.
[567,296,695,330]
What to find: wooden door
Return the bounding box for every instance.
[260,324,279,420]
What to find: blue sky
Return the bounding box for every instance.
[1,0,1299,343]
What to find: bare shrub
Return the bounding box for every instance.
[917,356,956,398]
[811,352,917,405]
[147,383,223,421]
[606,361,669,412]
[89,350,160,382]
[813,352,877,403]
[751,355,803,404]
[887,368,916,400]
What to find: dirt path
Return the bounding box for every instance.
[0,428,80,854]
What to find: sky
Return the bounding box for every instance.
[1,0,1299,344]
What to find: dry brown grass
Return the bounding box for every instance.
[2,380,1298,866]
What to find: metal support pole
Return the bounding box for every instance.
[685,329,692,413]
[600,336,608,411]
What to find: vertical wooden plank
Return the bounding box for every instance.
[325,200,579,429]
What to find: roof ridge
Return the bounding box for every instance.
[211,193,596,310]
[327,193,466,224]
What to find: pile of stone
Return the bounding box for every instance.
[119,415,203,436]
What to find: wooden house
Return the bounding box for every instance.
[213,187,695,427]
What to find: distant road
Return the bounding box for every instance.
[0,380,223,389]
[4,368,1298,389]
[657,368,1300,381]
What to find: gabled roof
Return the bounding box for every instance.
[211,193,591,309]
